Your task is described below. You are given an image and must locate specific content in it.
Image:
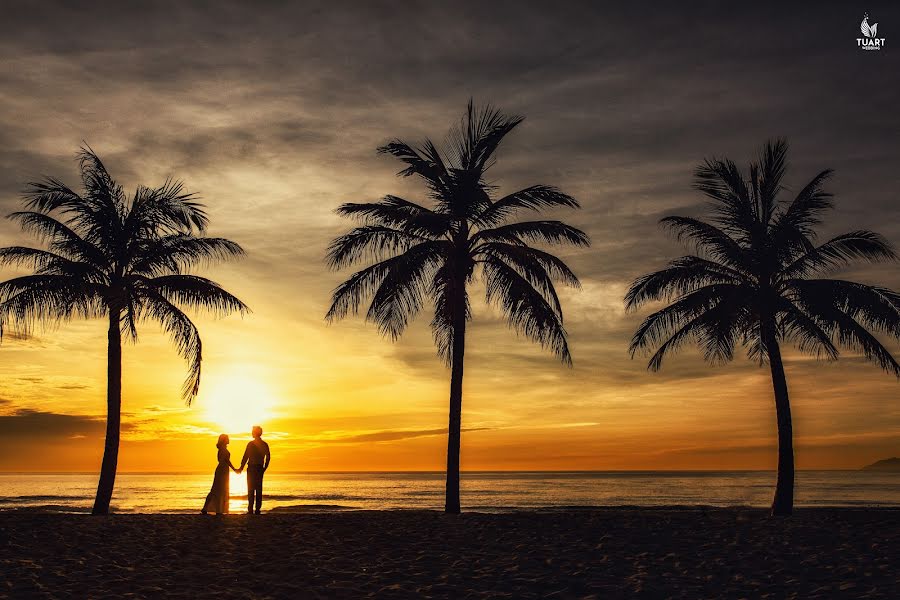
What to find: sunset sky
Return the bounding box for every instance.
[0,2,898,472]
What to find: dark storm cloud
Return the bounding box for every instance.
[0,409,133,438]
[2,1,897,242]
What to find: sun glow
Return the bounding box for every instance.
[201,376,277,435]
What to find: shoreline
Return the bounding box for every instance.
[2,508,896,598]
[4,504,900,515]
[0,468,881,474]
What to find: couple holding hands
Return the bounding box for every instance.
[202,425,271,515]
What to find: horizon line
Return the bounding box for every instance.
[0,468,876,475]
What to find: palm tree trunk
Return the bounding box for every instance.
[444,302,467,514]
[765,326,794,516]
[92,308,122,515]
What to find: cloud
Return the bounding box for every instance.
[0,409,131,438]
[316,427,492,444]
[0,2,897,470]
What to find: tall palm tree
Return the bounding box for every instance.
[0,147,249,514]
[625,139,900,515]
[325,102,589,513]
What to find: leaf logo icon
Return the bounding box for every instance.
[860,14,878,39]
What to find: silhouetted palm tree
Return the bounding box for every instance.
[625,139,900,515]
[0,148,249,514]
[325,102,589,513]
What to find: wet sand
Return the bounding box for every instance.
[0,508,896,598]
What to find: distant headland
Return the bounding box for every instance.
[862,458,900,472]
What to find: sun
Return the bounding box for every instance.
[201,376,276,435]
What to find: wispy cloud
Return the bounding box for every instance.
[311,427,493,445]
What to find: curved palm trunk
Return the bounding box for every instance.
[444,300,467,514]
[765,326,794,516]
[92,308,122,515]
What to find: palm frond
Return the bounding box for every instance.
[335,196,451,238]
[141,275,249,318]
[629,283,746,357]
[21,177,83,214]
[789,279,900,337]
[693,157,755,235]
[0,247,105,282]
[788,280,900,376]
[644,292,749,371]
[480,251,564,317]
[137,289,203,402]
[429,263,469,364]
[473,186,579,228]
[0,275,103,339]
[774,297,839,360]
[473,221,589,247]
[121,289,140,342]
[128,179,208,236]
[482,257,571,365]
[130,235,244,276]
[325,241,447,323]
[377,139,450,198]
[477,242,581,289]
[447,100,523,175]
[659,216,751,273]
[756,138,788,223]
[625,255,746,310]
[774,169,834,236]
[325,226,425,271]
[364,242,447,339]
[780,231,896,279]
[829,315,900,376]
[7,211,108,267]
[75,146,127,241]
[77,146,125,209]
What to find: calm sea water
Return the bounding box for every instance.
[0,471,896,513]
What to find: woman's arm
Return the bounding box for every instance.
[221,449,239,472]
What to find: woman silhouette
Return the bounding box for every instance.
[201,434,240,515]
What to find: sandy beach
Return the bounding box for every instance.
[1,508,896,599]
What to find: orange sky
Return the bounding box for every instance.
[1,266,897,472]
[0,3,898,473]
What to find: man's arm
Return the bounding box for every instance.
[240,443,250,469]
[263,441,271,471]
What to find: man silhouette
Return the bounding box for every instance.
[240,425,271,514]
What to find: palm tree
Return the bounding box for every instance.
[0,147,249,515]
[625,139,900,515]
[325,102,589,513]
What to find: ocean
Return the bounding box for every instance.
[0,471,897,513]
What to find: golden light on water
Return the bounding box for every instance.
[226,469,247,513]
